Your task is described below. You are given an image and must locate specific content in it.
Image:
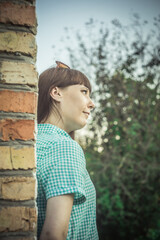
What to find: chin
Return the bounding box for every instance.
[69,117,87,132]
[78,121,87,130]
[72,122,86,131]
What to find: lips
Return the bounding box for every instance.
[83,112,90,116]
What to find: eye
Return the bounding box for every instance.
[81,90,88,95]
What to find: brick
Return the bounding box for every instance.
[0,2,36,27]
[0,31,36,58]
[0,146,12,170]
[11,145,36,169]
[0,146,35,170]
[0,90,37,114]
[0,61,38,86]
[0,237,35,240]
[0,206,37,232]
[0,238,35,240]
[0,177,36,200]
[0,119,35,141]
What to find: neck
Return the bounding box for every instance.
[44,118,75,139]
[44,113,72,132]
[44,119,65,131]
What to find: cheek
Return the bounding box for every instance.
[63,93,86,115]
[70,96,83,109]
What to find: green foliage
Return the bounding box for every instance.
[62,14,160,240]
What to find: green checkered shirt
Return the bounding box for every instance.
[36,124,99,239]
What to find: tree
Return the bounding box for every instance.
[56,14,160,240]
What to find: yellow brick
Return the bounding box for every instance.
[1,177,36,200]
[0,206,37,232]
[0,31,37,58]
[0,61,38,86]
[11,146,36,169]
[0,146,12,170]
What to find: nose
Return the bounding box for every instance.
[88,97,95,110]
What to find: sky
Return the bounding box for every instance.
[36,0,160,74]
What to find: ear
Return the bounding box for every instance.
[50,87,62,102]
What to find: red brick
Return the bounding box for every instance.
[0,2,36,27]
[0,207,37,232]
[0,90,37,114]
[0,119,35,141]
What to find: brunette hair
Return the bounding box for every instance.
[37,67,91,124]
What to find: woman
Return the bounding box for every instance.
[36,61,99,240]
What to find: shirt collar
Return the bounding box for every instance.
[37,123,72,139]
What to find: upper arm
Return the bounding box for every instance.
[43,140,87,205]
[39,141,86,239]
[40,194,74,240]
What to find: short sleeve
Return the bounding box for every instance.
[40,140,87,205]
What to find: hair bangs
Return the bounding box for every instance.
[69,70,92,93]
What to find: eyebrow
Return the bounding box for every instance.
[81,85,89,90]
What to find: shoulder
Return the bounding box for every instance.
[55,139,83,154]
[51,139,85,165]
[39,138,85,166]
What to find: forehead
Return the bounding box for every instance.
[72,84,89,91]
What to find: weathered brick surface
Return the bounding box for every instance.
[0,61,38,86]
[0,1,38,237]
[0,146,12,170]
[0,237,35,240]
[11,145,36,169]
[0,177,36,200]
[0,2,36,27]
[0,146,36,170]
[0,238,35,240]
[0,119,35,141]
[0,207,37,232]
[0,31,36,58]
[0,90,37,114]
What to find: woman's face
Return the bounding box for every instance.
[59,84,95,132]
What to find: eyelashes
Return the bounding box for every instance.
[81,90,88,94]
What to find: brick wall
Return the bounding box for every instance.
[0,1,38,239]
